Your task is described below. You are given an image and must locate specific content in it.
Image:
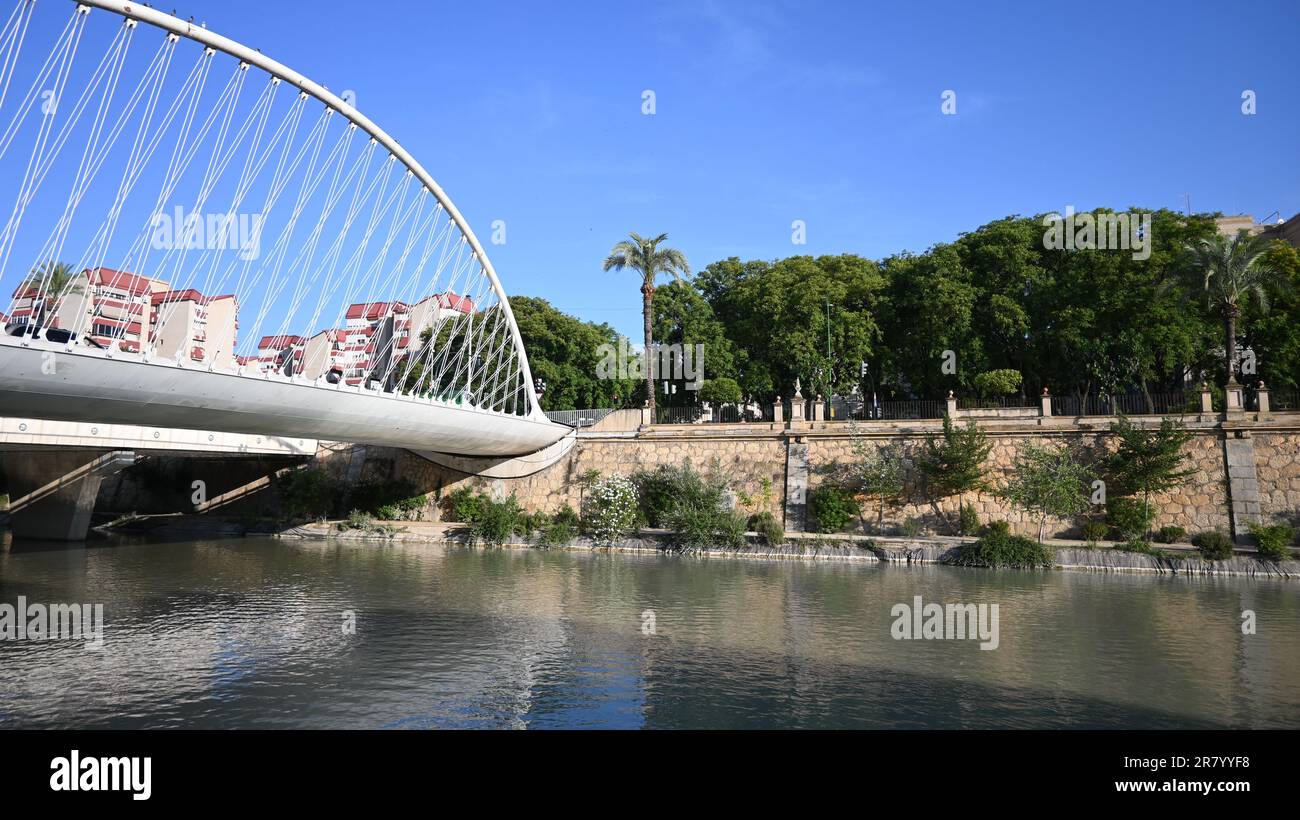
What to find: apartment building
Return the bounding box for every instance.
[149,289,238,369]
[9,267,168,351]
[253,334,306,375]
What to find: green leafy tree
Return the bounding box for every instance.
[1179,231,1286,386]
[918,414,992,533]
[1102,414,1196,535]
[698,377,742,406]
[998,442,1092,542]
[602,232,690,410]
[973,369,1023,398]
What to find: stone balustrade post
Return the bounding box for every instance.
[772,397,783,424]
[1225,379,1245,416]
[1200,382,1213,414]
[946,390,958,417]
[1039,388,1052,417]
[1257,381,1270,414]
[812,395,826,422]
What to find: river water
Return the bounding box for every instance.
[1,536,1297,729]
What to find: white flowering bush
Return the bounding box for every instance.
[582,474,639,548]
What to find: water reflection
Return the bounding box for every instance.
[1,537,1297,729]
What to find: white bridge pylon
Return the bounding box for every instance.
[0,0,568,457]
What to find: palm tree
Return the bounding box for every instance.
[602,232,689,410]
[19,261,82,328]
[1182,231,1284,385]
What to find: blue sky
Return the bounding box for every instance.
[8,0,1300,342]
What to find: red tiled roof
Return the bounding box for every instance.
[88,267,159,296]
[151,288,209,306]
[256,334,305,349]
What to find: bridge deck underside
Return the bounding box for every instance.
[0,340,567,457]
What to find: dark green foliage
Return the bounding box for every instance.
[276,467,336,520]
[632,463,714,528]
[958,503,980,536]
[552,505,580,528]
[698,377,743,406]
[900,517,922,537]
[944,530,1054,569]
[1248,523,1296,561]
[1079,520,1110,543]
[536,521,577,548]
[1191,530,1234,560]
[981,520,1011,537]
[1106,496,1155,541]
[664,504,747,550]
[1119,539,1159,556]
[747,511,785,546]
[808,485,858,533]
[1154,525,1187,544]
[469,496,523,546]
[637,461,747,550]
[443,486,485,523]
[972,369,1022,397]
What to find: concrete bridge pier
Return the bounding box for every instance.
[3,449,137,541]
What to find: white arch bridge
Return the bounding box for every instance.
[0,0,571,461]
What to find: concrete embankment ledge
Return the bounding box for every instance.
[265,520,1300,579]
[101,515,1299,578]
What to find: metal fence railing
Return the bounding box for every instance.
[1268,390,1300,411]
[956,395,1037,410]
[545,408,618,428]
[1050,392,1190,417]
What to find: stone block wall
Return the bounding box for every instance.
[297,413,1300,542]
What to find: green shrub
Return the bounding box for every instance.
[972,369,1023,398]
[1191,530,1234,560]
[346,509,373,530]
[1154,525,1187,544]
[663,503,747,550]
[808,485,858,533]
[944,530,1054,569]
[1119,539,1157,556]
[443,486,485,523]
[958,502,980,536]
[901,517,922,537]
[1248,523,1296,561]
[470,496,523,546]
[981,519,1011,537]
[747,511,785,546]
[552,505,580,528]
[632,463,718,528]
[1079,520,1109,543]
[512,510,547,540]
[535,521,576,548]
[1106,497,1154,540]
[698,377,743,406]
